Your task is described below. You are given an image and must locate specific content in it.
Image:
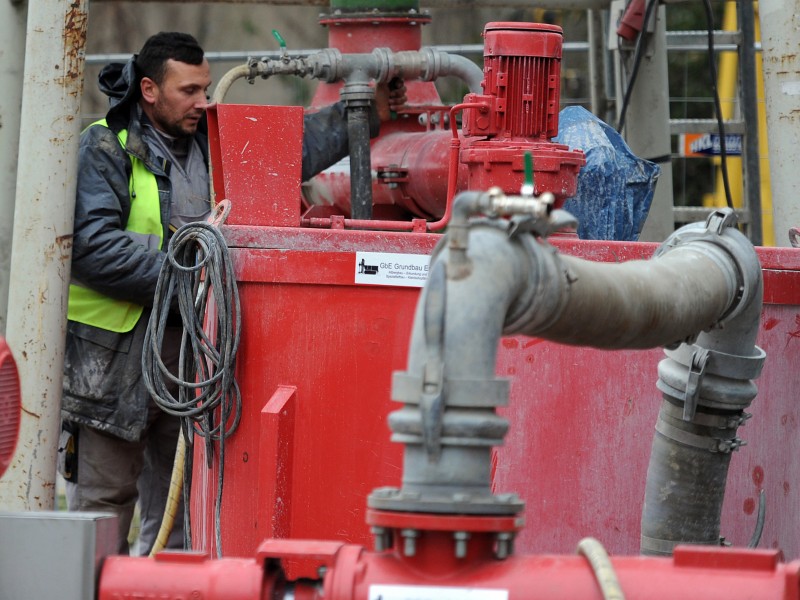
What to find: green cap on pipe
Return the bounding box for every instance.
[272,29,287,50]
[329,0,419,12]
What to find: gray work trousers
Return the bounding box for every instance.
[63,326,185,556]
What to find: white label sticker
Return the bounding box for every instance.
[369,585,508,600]
[355,252,431,288]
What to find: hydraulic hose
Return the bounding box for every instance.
[639,213,764,555]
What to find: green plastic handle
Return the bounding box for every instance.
[524,152,534,188]
[272,29,287,49]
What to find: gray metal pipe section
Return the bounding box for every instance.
[371,192,763,536]
[0,0,88,509]
[641,215,764,555]
[211,47,483,217]
[212,46,484,103]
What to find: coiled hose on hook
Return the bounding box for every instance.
[142,209,241,558]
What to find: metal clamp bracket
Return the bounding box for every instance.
[684,347,710,421]
[655,418,746,454]
[420,261,447,462]
[705,208,739,235]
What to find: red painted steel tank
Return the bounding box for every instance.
[100,538,800,599]
[195,125,800,561]
[193,15,800,581]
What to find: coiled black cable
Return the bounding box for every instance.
[142,210,241,558]
[702,0,734,210]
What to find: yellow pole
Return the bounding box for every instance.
[705,1,773,245]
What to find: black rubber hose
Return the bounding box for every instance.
[640,398,740,556]
[347,104,374,220]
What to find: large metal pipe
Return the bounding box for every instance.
[212,47,484,103]
[372,191,763,554]
[0,0,88,509]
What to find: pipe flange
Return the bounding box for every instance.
[656,362,759,413]
[654,208,762,329]
[367,487,524,516]
[309,48,342,82]
[371,47,394,82]
[341,82,375,105]
[503,233,571,335]
[420,47,442,81]
[392,372,510,408]
[664,343,766,381]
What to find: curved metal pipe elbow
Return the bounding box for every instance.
[425,49,484,94]
[509,212,761,351]
[640,213,765,556]
[388,48,483,93]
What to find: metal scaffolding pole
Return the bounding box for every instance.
[0,0,28,336]
[0,0,88,509]
[620,4,675,242]
[759,0,800,247]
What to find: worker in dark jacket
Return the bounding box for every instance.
[59,31,405,555]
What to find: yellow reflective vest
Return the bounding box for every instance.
[67,120,163,333]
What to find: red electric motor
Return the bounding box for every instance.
[461,22,585,203]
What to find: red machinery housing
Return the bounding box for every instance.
[98,4,800,599]
[460,23,584,200]
[305,20,584,222]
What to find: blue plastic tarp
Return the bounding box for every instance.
[555,106,660,241]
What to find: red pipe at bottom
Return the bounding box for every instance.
[100,539,800,599]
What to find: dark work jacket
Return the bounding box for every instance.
[62,58,354,441]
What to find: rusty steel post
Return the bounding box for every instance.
[0,0,27,336]
[758,0,800,246]
[0,0,88,509]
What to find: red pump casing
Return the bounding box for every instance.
[305,22,585,221]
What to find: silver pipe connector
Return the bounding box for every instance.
[211,46,485,103]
